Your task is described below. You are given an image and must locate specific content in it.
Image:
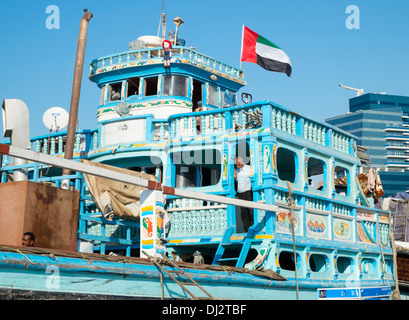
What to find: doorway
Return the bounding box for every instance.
[234,139,252,233]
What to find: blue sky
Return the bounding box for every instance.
[0,0,408,138]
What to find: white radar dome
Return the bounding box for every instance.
[129,35,163,50]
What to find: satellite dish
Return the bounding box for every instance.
[43,107,69,132]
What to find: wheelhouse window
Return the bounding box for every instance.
[307,157,326,191]
[207,84,218,107]
[144,76,158,97]
[109,82,122,102]
[334,166,349,195]
[163,75,188,97]
[222,91,237,108]
[277,147,297,183]
[127,77,140,98]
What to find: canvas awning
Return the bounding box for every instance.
[82,160,158,220]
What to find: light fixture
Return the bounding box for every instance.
[173,16,184,45]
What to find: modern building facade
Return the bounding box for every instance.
[326,93,409,197]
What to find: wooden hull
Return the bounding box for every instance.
[0,247,392,300]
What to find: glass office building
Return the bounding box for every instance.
[326,93,409,197]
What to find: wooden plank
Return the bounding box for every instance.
[0,143,278,213]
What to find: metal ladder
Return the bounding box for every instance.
[212,226,255,268]
[143,251,215,300]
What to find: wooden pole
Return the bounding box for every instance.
[62,9,93,189]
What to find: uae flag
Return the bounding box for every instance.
[240,26,292,77]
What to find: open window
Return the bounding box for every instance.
[336,256,354,274]
[173,149,221,188]
[277,147,297,183]
[361,258,376,274]
[309,254,329,272]
[334,166,349,195]
[163,75,188,97]
[144,76,158,97]
[307,157,326,191]
[192,79,203,111]
[144,166,163,183]
[236,139,250,167]
[128,164,163,183]
[109,82,122,102]
[278,251,300,271]
[126,77,140,98]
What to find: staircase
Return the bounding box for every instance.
[212,226,255,268]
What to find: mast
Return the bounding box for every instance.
[61,9,93,190]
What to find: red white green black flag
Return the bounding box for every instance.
[240,26,292,77]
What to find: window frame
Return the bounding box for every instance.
[207,84,218,107]
[162,75,188,98]
[276,147,298,184]
[172,149,222,188]
[126,77,140,98]
[307,157,327,192]
[333,165,350,196]
[109,82,123,102]
[143,76,159,97]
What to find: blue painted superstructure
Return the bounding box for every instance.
[0,28,396,300]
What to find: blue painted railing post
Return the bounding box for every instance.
[83,130,92,153]
[326,128,333,149]
[296,117,304,137]
[349,138,355,156]
[224,111,233,131]
[166,152,175,187]
[145,115,153,141]
[261,104,272,129]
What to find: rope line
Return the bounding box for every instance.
[286,185,299,300]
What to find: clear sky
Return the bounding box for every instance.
[0,0,408,138]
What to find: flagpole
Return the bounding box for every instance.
[240,25,244,69]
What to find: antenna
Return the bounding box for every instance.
[157,0,166,38]
[43,107,69,132]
